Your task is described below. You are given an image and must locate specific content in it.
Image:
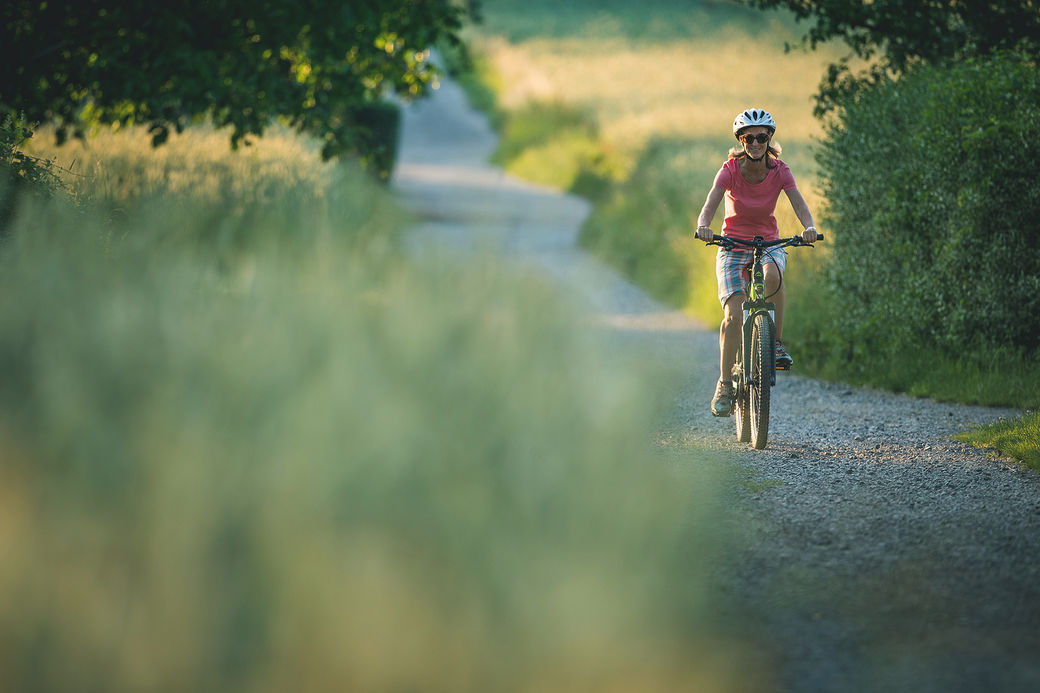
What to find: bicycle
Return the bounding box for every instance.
[704,233,822,449]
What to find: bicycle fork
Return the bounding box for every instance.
[741,305,776,388]
[741,260,776,387]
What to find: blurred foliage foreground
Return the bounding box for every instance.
[0,128,745,692]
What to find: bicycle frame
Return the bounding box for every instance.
[741,244,777,388]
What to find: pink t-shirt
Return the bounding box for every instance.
[712,158,797,241]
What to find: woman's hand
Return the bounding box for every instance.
[801,226,818,243]
[696,225,714,242]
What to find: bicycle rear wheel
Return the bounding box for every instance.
[750,313,773,449]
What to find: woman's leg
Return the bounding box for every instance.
[712,293,744,416]
[720,292,744,381]
[763,259,794,367]
[764,262,785,341]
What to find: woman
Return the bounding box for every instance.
[694,108,819,417]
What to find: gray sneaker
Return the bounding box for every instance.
[711,379,736,417]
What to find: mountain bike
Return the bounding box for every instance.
[704,233,822,449]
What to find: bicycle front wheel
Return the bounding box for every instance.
[750,313,773,449]
[733,352,751,443]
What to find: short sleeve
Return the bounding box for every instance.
[712,163,733,190]
[778,162,796,190]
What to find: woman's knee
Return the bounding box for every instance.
[764,265,783,292]
[721,294,744,331]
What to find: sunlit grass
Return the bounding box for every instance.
[955,411,1040,471]
[478,34,836,154]
[0,126,754,691]
[26,123,330,204]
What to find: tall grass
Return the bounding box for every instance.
[0,127,755,691]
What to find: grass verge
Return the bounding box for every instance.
[955,411,1040,471]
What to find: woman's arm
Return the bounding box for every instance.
[695,185,726,241]
[784,187,818,242]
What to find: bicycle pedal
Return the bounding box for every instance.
[775,363,791,371]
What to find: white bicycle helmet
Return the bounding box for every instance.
[732,108,776,137]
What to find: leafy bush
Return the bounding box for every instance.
[745,0,1040,115]
[328,102,401,182]
[817,52,1040,370]
[1,113,64,228]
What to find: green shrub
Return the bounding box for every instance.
[1,113,64,229]
[817,52,1040,364]
[346,101,402,182]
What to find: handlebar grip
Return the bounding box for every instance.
[816,232,824,241]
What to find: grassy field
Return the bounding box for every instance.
[466,0,833,149]
[1,124,767,690]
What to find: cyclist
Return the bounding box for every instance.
[694,108,819,417]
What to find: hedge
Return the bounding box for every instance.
[816,52,1040,364]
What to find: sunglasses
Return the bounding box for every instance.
[740,133,771,145]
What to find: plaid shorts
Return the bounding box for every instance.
[716,246,787,306]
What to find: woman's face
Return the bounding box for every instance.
[739,126,771,159]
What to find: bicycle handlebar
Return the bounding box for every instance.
[706,233,823,249]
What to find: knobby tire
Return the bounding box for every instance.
[734,346,751,443]
[750,314,773,449]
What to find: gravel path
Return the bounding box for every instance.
[393,77,1040,692]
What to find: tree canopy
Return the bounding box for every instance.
[744,0,1040,114]
[0,0,478,161]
